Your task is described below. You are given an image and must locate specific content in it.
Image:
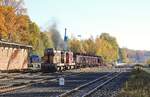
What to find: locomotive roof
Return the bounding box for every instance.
[0,40,32,48]
[74,52,102,58]
[45,48,72,53]
[45,48,62,53]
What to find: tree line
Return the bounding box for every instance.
[69,33,119,63]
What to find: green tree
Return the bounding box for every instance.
[120,48,128,63]
[40,32,53,48]
[28,22,40,50]
[28,22,54,56]
[146,59,150,65]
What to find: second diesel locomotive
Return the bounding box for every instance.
[41,48,103,72]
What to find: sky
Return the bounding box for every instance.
[24,0,150,50]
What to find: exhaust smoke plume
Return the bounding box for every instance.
[49,23,65,50]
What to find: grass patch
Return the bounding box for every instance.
[117,69,150,97]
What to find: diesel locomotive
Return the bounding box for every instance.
[41,48,103,72]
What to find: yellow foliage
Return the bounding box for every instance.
[0,6,29,41]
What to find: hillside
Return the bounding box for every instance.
[125,48,150,63]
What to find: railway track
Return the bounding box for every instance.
[0,73,46,93]
[0,71,83,94]
[0,72,109,97]
[59,72,121,97]
[0,68,129,97]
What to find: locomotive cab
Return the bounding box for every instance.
[41,48,57,72]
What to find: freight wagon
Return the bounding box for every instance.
[74,53,103,68]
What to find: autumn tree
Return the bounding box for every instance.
[0,0,28,41]
[95,33,119,62]
[0,6,28,41]
[95,38,113,62]
[69,38,84,53]
[0,0,26,15]
[82,38,96,54]
[0,7,6,38]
